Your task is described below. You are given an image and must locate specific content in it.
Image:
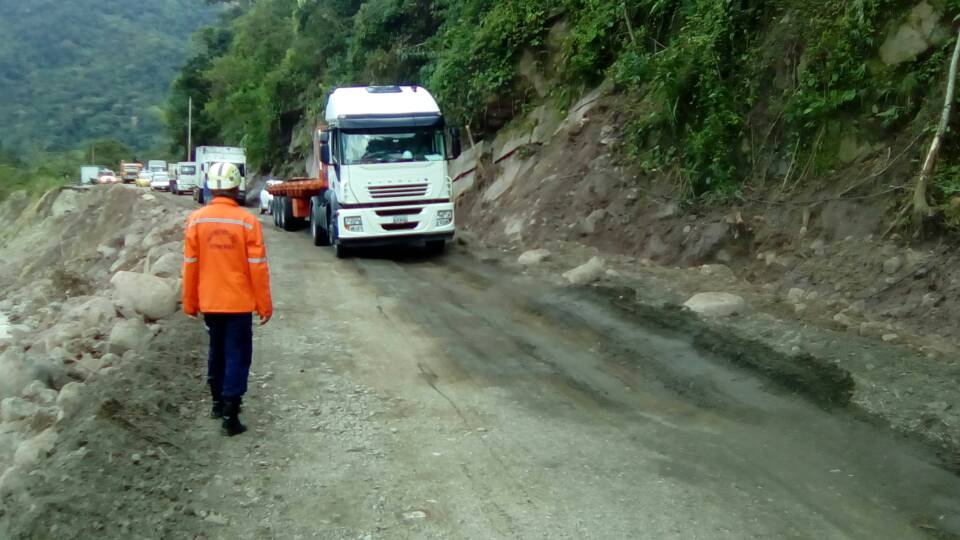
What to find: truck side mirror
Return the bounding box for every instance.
[449,128,462,160]
[319,143,331,165]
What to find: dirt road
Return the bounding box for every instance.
[5,189,958,540]
[152,211,955,540]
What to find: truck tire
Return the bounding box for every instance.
[426,239,446,256]
[272,199,281,227]
[310,199,330,247]
[278,198,288,230]
[330,211,349,258]
[281,196,300,231]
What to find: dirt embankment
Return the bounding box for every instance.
[452,85,960,465]
[0,185,206,537]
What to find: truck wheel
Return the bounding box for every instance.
[281,196,298,231]
[310,200,330,247]
[272,199,280,227]
[278,198,288,230]
[426,240,446,256]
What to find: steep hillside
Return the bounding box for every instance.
[0,0,217,154]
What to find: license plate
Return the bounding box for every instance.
[392,215,412,223]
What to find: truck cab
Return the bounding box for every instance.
[176,162,198,195]
[315,86,460,254]
[194,146,247,204]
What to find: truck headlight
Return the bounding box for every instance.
[437,210,454,227]
[344,216,364,232]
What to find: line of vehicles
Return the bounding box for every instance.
[79,147,246,201]
[80,85,457,257]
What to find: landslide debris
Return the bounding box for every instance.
[0,185,199,537]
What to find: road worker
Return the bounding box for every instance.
[182,162,273,437]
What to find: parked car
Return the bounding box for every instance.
[259,179,283,214]
[136,170,153,188]
[150,171,171,191]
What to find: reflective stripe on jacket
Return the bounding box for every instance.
[182,197,273,317]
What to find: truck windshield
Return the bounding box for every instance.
[180,166,196,174]
[341,129,444,165]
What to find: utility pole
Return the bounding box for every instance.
[187,96,193,162]
[91,143,95,164]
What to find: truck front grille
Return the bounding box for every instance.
[368,183,428,199]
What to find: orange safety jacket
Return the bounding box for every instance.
[182,197,273,318]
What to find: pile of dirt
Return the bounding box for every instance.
[453,85,960,464]
[0,185,204,536]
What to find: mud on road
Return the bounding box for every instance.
[5,204,960,539]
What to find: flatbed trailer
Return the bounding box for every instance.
[267,176,329,232]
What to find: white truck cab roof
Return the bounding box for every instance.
[325,86,442,129]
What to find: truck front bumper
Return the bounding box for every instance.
[336,202,455,245]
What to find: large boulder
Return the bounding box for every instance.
[110,271,177,320]
[21,380,57,405]
[56,382,86,422]
[0,466,28,498]
[1,397,39,423]
[0,349,33,400]
[518,249,551,266]
[879,2,949,65]
[562,257,605,286]
[13,428,58,469]
[108,318,148,354]
[683,292,749,317]
[148,252,183,279]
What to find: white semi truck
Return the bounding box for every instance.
[194,146,247,204]
[268,85,460,257]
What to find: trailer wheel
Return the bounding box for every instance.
[281,196,300,231]
[310,199,330,247]
[282,198,290,229]
[272,199,281,227]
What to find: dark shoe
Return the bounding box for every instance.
[221,398,247,437]
[209,384,223,419]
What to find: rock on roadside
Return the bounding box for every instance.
[683,292,749,317]
[110,271,177,320]
[148,252,183,279]
[108,318,148,354]
[562,257,605,285]
[56,382,86,423]
[518,249,551,266]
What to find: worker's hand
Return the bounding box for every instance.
[186,312,198,320]
[259,314,272,326]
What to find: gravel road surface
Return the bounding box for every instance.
[178,213,960,539]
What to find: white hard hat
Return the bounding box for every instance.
[207,162,242,190]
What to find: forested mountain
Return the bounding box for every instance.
[0,0,217,155]
[172,0,960,210]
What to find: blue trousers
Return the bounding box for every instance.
[205,313,253,400]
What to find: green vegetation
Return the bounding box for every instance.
[0,0,217,155]
[173,0,960,205]
[0,138,136,201]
